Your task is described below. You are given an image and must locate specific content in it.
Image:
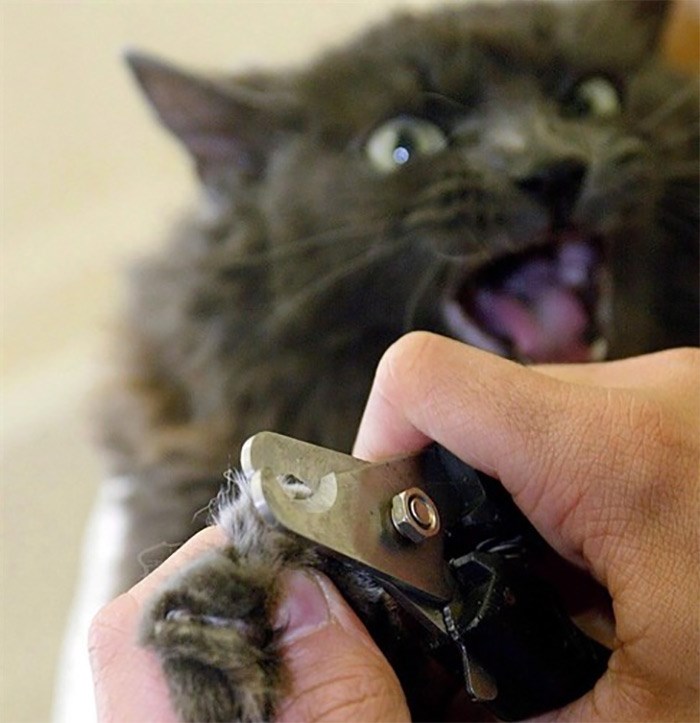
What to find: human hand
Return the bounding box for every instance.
[353,332,700,722]
[89,526,410,722]
[89,333,699,723]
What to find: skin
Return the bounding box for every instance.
[90,332,699,721]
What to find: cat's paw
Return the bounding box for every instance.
[140,546,284,722]
[139,471,317,721]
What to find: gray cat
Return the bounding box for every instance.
[94,1,698,720]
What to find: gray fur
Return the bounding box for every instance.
[140,475,313,721]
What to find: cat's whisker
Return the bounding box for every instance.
[659,185,699,202]
[425,229,489,262]
[264,240,404,328]
[638,83,698,133]
[661,169,700,184]
[658,196,698,221]
[402,258,447,333]
[659,221,698,240]
[660,188,699,205]
[656,124,699,151]
[659,161,700,180]
[663,205,699,221]
[661,206,699,223]
[218,219,389,269]
[274,219,389,256]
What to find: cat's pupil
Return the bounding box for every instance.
[365,117,447,173]
[393,130,416,165]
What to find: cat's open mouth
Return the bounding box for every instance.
[442,231,610,363]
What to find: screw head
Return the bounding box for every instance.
[391,487,441,543]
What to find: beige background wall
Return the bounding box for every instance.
[1,3,437,722]
[1,2,697,722]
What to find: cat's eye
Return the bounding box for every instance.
[564,76,622,120]
[365,116,448,173]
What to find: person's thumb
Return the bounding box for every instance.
[353,332,662,572]
[274,570,410,722]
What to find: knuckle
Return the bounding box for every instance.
[305,662,405,723]
[376,331,440,389]
[88,602,116,652]
[662,346,700,374]
[507,383,600,515]
[88,606,116,660]
[629,393,689,488]
[87,612,116,678]
[374,331,455,431]
[87,593,133,666]
[598,389,696,569]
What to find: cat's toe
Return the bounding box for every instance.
[141,547,284,722]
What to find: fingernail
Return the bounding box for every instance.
[277,570,330,642]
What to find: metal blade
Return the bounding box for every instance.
[244,433,454,602]
[241,431,365,488]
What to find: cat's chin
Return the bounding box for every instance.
[442,232,611,364]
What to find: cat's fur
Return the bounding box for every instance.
[95,1,698,720]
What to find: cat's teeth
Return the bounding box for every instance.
[589,337,609,361]
[442,299,507,356]
[560,264,588,288]
[558,240,596,289]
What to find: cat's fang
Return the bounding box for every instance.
[442,299,510,357]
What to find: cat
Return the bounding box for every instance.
[88,0,698,720]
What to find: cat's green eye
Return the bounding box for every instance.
[365,117,448,173]
[565,76,622,120]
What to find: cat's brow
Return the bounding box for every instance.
[422,91,469,119]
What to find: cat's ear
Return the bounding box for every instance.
[125,51,300,180]
[622,0,672,52]
[565,0,672,65]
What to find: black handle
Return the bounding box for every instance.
[451,551,610,720]
[425,445,610,720]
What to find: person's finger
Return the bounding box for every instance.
[532,358,646,387]
[532,347,699,394]
[89,527,226,723]
[274,570,409,722]
[353,332,676,572]
[90,591,178,723]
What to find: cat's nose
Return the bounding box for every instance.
[516,160,587,226]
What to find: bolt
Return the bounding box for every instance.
[391,487,441,543]
[409,495,435,528]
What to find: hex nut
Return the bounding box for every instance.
[391,487,440,543]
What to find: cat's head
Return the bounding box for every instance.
[127,0,697,363]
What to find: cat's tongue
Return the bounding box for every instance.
[474,285,590,363]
